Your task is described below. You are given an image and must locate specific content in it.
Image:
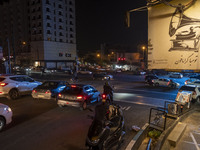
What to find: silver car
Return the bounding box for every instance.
[0,103,12,131]
[0,74,42,100]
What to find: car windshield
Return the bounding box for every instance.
[179,86,195,91]
[62,86,82,94]
[42,81,59,87]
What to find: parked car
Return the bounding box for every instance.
[152,78,180,88]
[0,74,42,100]
[178,85,200,103]
[145,74,158,84]
[78,70,92,75]
[185,78,200,85]
[32,80,69,100]
[57,84,101,110]
[0,103,12,131]
[169,73,183,78]
[93,72,113,80]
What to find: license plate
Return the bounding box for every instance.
[38,95,44,98]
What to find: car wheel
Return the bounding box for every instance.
[58,104,63,108]
[0,117,5,131]
[196,97,200,103]
[8,89,19,100]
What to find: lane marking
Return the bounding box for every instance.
[190,132,200,150]
[125,106,131,111]
[183,141,200,146]
[116,88,177,96]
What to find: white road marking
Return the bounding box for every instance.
[116,88,177,96]
[125,106,131,111]
[190,132,200,150]
[114,99,163,107]
[183,141,200,146]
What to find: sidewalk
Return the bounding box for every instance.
[170,110,200,150]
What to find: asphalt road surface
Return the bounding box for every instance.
[0,73,187,150]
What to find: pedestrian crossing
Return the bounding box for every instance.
[121,106,131,111]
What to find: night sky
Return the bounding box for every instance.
[75,0,148,53]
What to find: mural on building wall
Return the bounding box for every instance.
[148,0,200,70]
[169,8,200,52]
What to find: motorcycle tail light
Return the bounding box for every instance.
[0,83,8,87]
[58,93,62,97]
[102,94,106,99]
[32,90,37,93]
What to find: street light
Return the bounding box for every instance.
[97,53,100,58]
[141,45,146,69]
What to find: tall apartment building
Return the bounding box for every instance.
[0,0,76,69]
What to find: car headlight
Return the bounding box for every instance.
[4,107,12,112]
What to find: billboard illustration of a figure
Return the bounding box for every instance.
[169,7,200,51]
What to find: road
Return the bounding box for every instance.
[0,73,187,150]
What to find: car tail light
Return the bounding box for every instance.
[32,90,37,93]
[58,93,62,97]
[71,85,76,88]
[45,90,51,94]
[0,83,8,87]
[77,95,83,99]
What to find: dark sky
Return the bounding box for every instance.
[75,0,148,53]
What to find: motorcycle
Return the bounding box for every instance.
[86,103,125,150]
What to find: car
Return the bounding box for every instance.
[178,85,200,103]
[0,74,42,100]
[32,80,69,100]
[0,103,12,131]
[93,72,113,80]
[57,84,101,110]
[185,78,200,85]
[78,70,92,74]
[169,73,183,78]
[145,74,158,84]
[152,78,180,88]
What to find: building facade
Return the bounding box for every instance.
[0,0,76,69]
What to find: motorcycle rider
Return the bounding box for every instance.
[103,81,113,102]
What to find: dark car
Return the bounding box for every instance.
[32,80,68,100]
[93,72,113,80]
[57,84,101,110]
[145,74,158,85]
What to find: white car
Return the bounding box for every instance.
[179,85,200,103]
[169,73,183,78]
[78,70,92,74]
[0,103,12,131]
[185,78,200,85]
[152,78,180,88]
[0,74,42,100]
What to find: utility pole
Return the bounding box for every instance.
[7,38,11,74]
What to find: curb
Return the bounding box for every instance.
[154,108,197,150]
[125,123,149,150]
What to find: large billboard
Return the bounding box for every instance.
[148,0,200,70]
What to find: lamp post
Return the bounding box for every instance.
[141,45,146,70]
